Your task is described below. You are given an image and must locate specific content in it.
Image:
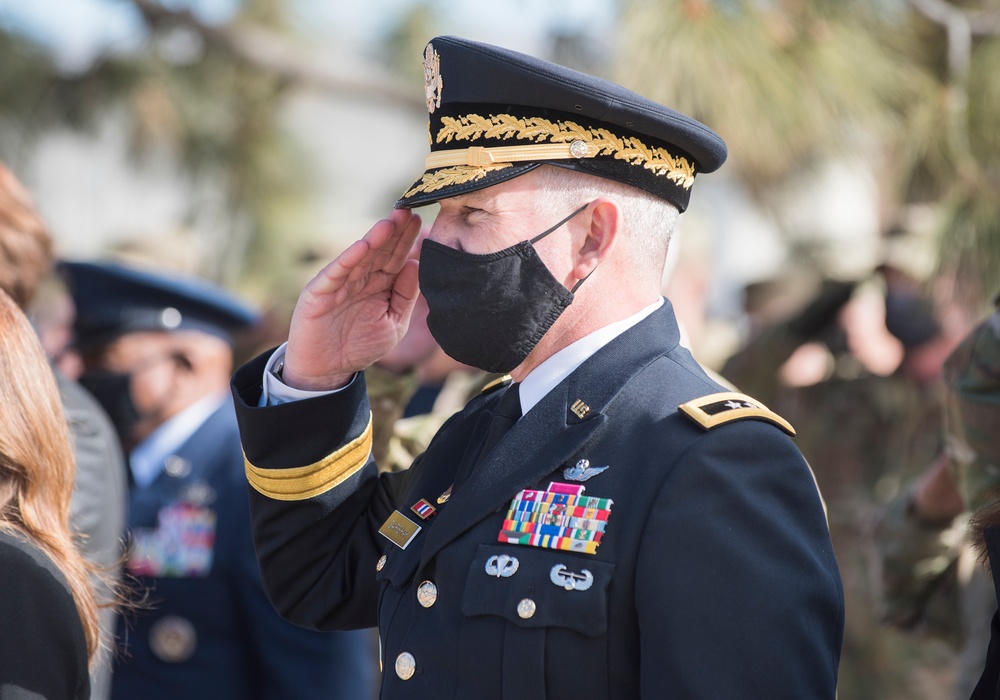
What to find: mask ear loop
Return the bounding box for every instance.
[528,202,591,245]
[571,270,595,293]
[527,202,595,293]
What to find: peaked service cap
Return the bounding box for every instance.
[395,36,727,213]
[59,260,259,350]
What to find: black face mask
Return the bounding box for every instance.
[78,370,141,446]
[419,203,590,373]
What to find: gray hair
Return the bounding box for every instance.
[532,165,678,277]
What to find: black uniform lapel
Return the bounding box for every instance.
[420,379,608,568]
[418,299,684,567]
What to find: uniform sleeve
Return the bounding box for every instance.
[871,481,962,637]
[223,450,378,699]
[231,350,411,631]
[59,374,127,571]
[635,420,844,699]
[58,375,126,700]
[941,309,1000,511]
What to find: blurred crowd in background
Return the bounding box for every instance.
[2,1,999,699]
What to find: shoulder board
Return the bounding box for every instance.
[479,374,513,395]
[679,392,795,436]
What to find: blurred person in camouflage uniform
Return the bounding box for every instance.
[723,273,958,699]
[875,293,1000,700]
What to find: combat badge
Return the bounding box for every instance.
[563,458,609,482]
[485,553,519,578]
[379,510,421,550]
[679,391,795,436]
[550,563,594,591]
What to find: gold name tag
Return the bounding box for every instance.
[378,510,422,550]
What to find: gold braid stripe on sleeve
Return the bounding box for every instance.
[244,415,374,501]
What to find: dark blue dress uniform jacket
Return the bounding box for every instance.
[232,301,845,699]
[112,401,375,700]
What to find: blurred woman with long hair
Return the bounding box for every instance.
[0,287,104,699]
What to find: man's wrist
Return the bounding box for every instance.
[260,344,357,406]
[281,364,354,392]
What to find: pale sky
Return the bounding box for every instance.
[0,0,882,330]
[0,0,625,262]
[0,0,617,70]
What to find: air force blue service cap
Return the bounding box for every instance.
[396,36,727,213]
[59,260,259,349]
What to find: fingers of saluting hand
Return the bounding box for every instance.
[310,210,421,298]
[378,208,423,276]
[389,258,421,321]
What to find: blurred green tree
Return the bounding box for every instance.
[0,0,418,295]
[618,0,999,308]
[618,3,1000,699]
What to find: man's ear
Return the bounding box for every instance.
[573,198,621,284]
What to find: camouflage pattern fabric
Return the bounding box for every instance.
[791,375,947,700]
[365,364,421,469]
[369,367,497,473]
[874,304,1000,699]
[874,482,964,639]
[725,322,949,700]
[942,309,1000,510]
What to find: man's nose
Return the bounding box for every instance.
[426,222,463,252]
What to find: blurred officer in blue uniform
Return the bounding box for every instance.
[61,260,377,700]
[232,37,844,699]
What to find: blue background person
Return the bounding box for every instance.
[62,260,378,700]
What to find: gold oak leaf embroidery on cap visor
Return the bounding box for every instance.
[404,113,696,198]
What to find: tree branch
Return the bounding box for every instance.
[127,0,423,111]
[906,0,1000,78]
[906,0,1000,33]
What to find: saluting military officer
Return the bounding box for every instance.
[61,260,377,700]
[232,36,844,699]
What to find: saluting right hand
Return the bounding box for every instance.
[283,209,422,391]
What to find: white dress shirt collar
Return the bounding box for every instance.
[262,298,665,415]
[518,297,663,415]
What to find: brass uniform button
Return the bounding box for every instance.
[149,615,197,663]
[417,580,438,608]
[376,555,387,572]
[395,652,416,680]
[517,598,536,619]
